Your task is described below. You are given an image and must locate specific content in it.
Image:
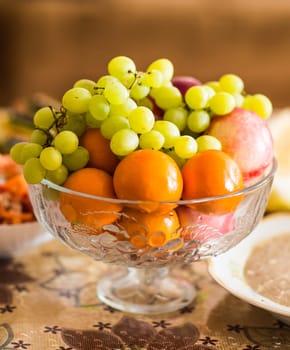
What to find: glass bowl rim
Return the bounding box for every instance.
[36,158,277,206]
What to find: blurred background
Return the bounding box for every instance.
[1,0,290,107]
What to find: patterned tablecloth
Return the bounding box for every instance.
[0,236,290,350]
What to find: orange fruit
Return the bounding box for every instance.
[79,128,119,174]
[113,149,183,213]
[59,167,123,231]
[181,149,244,214]
[117,207,180,248]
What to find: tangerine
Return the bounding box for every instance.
[59,167,123,231]
[113,149,183,213]
[79,128,119,174]
[117,208,180,248]
[181,149,244,214]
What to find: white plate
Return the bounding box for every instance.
[0,221,52,258]
[208,213,290,325]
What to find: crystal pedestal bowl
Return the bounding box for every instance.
[29,160,276,314]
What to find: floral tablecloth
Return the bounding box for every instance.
[0,237,290,350]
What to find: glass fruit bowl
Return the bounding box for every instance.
[28,159,276,314]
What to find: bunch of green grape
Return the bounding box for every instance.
[10,55,273,185]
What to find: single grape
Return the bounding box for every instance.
[152,120,180,148]
[60,112,86,136]
[136,97,154,110]
[109,98,137,117]
[110,129,139,156]
[185,85,210,110]
[62,146,89,171]
[100,115,130,139]
[205,81,221,92]
[85,111,103,128]
[9,142,28,164]
[141,69,163,88]
[39,147,62,171]
[33,106,55,129]
[147,58,174,82]
[187,110,210,133]
[130,83,150,100]
[108,56,136,81]
[96,75,119,89]
[104,80,129,105]
[54,130,79,154]
[45,164,68,185]
[243,94,273,119]
[219,74,244,94]
[62,87,92,114]
[73,78,97,95]
[153,85,182,110]
[196,135,222,152]
[30,129,48,145]
[128,106,155,134]
[208,92,236,115]
[139,130,165,150]
[23,157,46,184]
[21,142,43,163]
[174,135,198,159]
[88,94,110,120]
[163,107,188,131]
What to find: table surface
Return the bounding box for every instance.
[0,236,290,350]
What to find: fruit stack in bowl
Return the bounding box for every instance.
[9,56,275,253]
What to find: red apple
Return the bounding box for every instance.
[206,108,274,183]
[172,76,201,96]
[176,206,235,243]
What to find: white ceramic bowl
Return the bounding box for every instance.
[0,221,52,258]
[208,213,290,325]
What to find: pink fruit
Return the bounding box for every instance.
[206,108,274,182]
[176,206,235,242]
[172,76,201,96]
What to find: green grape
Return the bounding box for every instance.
[196,135,222,152]
[54,130,79,154]
[203,85,216,102]
[243,94,273,119]
[187,110,210,133]
[152,120,180,148]
[163,107,188,131]
[104,80,129,105]
[107,56,136,81]
[23,157,46,184]
[45,164,68,185]
[60,112,86,137]
[219,74,244,94]
[205,81,221,92]
[9,142,28,164]
[208,92,236,115]
[62,87,92,114]
[147,58,174,83]
[153,85,182,110]
[62,146,89,171]
[232,93,244,108]
[21,142,43,163]
[130,83,150,100]
[165,149,186,168]
[141,69,163,88]
[73,78,97,95]
[139,130,165,150]
[109,98,137,117]
[100,115,130,139]
[110,128,139,156]
[88,94,110,120]
[185,85,210,110]
[96,75,119,89]
[33,106,55,129]
[174,135,198,159]
[39,147,62,171]
[128,106,155,134]
[136,97,153,110]
[30,129,48,145]
[85,111,103,128]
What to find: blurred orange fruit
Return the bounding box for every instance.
[79,128,119,174]
[117,208,180,248]
[113,149,183,213]
[181,150,244,214]
[59,167,122,231]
